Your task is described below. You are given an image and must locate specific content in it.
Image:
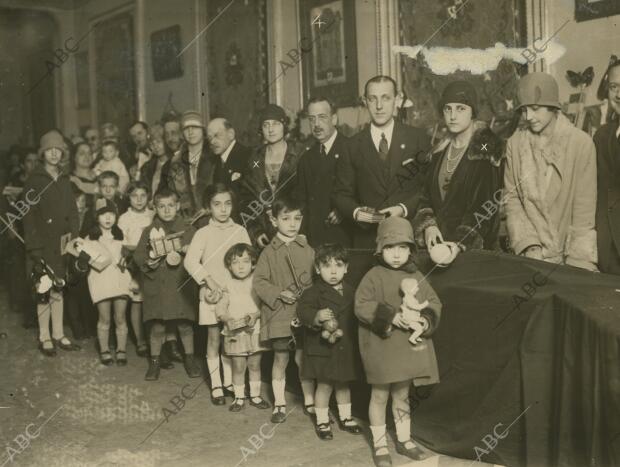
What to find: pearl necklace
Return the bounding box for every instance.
[446,143,466,173]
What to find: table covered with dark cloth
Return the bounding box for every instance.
[344,249,620,467]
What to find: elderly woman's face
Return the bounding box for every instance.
[443,103,473,135]
[262,119,284,144]
[75,144,93,169]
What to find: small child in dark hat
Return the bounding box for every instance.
[355,216,442,466]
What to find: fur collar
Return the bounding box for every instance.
[431,121,505,167]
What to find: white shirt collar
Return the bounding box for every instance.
[276,232,295,244]
[220,140,236,164]
[370,119,395,152]
[319,130,338,155]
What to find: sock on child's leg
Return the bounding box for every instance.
[37,303,51,342]
[338,403,352,420]
[49,293,64,340]
[249,380,261,399]
[370,425,388,448]
[301,379,315,407]
[315,407,329,425]
[233,385,245,400]
[207,357,223,395]
[395,418,411,443]
[272,379,286,406]
[221,354,232,388]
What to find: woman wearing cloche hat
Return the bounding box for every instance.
[503,72,598,271]
[413,80,505,255]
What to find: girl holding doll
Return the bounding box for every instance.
[184,183,252,405]
[355,216,442,467]
[214,243,270,412]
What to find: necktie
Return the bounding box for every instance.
[378,133,389,161]
[320,144,327,157]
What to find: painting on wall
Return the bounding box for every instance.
[575,0,620,22]
[299,0,358,108]
[150,25,183,81]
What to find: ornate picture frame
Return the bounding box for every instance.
[150,25,184,81]
[575,0,620,22]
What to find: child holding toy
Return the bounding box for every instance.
[85,198,132,366]
[214,243,270,412]
[133,187,201,380]
[253,196,316,424]
[117,181,154,357]
[297,243,362,440]
[184,183,252,404]
[355,216,442,467]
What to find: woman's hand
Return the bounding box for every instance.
[278,290,297,304]
[424,226,444,248]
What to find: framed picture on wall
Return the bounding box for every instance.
[150,25,183,81]
[299,0,359,108]
[575,0,620,22]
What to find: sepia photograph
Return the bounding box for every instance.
[0,0,619,466]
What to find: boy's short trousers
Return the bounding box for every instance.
[270,331,304,351]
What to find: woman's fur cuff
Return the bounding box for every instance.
[413,208,437,247]
[371,303,397,338]
[455,224,484,250]
[420,307,438,337]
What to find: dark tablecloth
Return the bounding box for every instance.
[345,250,620,467]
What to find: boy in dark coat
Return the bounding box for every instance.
[133,187,200,381]
[298,243,362,440]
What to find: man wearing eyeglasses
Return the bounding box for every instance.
[296,96,351,247]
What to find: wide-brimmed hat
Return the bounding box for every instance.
[375,216,415,254]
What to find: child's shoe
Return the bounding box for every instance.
[166,340,184,362]
[338,418,363,434]
[136,343,148,358]
[210,387,226,406]
[159,347,174,369]
[100,351,113,366]
[394,439,425,460]
[116,350,127,366]
[270,405,287,423]
[184,354,202,378]
[248,396,270,409]
[229,398,245,412]
[372,446,392,467]
[315,422,333,441]
[145,357,161,381]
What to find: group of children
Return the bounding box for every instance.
[25,131,443,467]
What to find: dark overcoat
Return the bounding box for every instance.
[594,119,620,274]
[22,165,79,276]
[133,216,197,322]
[332,121,431,248]
[295,132,352,247]
[413,126,505,250]
[297,280,362,382]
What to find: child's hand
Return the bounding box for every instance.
[392,312,410,330]
[279,290,297,304]
[314,308,334,326]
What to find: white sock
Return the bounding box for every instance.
[207,358,222,391]
[395,418,411,442]
[315,407,329,425]
[221,354,233,388]
[272,379,286,406]
[249,380,261,398]
[37,303,51,342]
[338,403,352,420]
[50,294,64,340]
[370,424,388,448]
[233,384,245,400]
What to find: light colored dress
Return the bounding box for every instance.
[87,232,132,304]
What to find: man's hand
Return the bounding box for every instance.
[257,233,270,248]
[424,226,443,248]
[279,290,297,304]
[326,210,341,225]
[523,245,543,260]
[379,205,405,218]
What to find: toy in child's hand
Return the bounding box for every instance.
[319,312,344,344]
[429,242,459,267]
[148,228,185,259]
[400,278,429,344]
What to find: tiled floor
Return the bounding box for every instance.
[0,288,498,467]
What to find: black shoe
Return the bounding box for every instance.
[38,339,56,357]
[249,396,271,409]
[338,418,363,434]
[184,354,202,378]
[223,385,235,398]
[394,439,426,460]
[167,340,184,362]
[210,387,226,406]
[136,344,148,358]
[303,404,316,417]
[100,351,113,366]
[270,405,287,424]
[145,357,161,381]
[372,446,392,467]
[315,422,333,440]
[116,350,127,366]
[52,336,81,351]
[159,346,174,369]
[229,398,245,412]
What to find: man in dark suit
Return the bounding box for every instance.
[296,97,351,248]
[206,117,250,191]
[595,59,620,274]
[333,75,431,248]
